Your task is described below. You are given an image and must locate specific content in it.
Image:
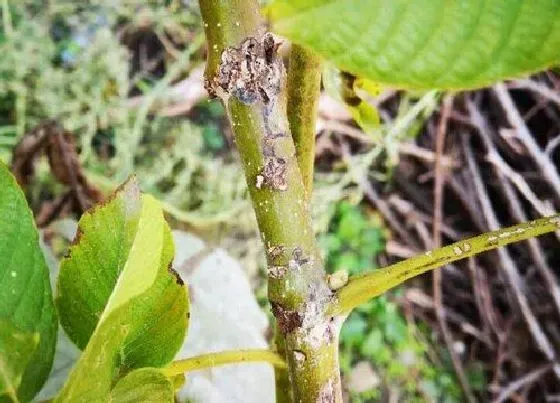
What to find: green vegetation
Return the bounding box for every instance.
[1,0,559,402]
[55,178,188,401]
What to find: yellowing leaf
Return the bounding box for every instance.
[102,195,164,320]
[55,179,188,402]
[322,64,380,133]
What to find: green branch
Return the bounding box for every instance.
[286,44,322,199]
[163,350,287,377]
[273,327,293,403]
[330,214,560,315]
[278,43,321,403]
[198,1,342,401]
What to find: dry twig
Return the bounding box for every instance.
[432,95,476,402]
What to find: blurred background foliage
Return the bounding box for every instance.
[0,1,471,401]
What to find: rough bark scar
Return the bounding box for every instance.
[271,302,303,334]
[268,265,287,279]
[267,245,286,263]
[261,156,287,191]
[212,33,281,106]
[257,133,288,191]
[212,33,289,193]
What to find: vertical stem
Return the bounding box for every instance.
[274,328,293,403]
[198,1,342,401]
[278,43,322,403]
[2,0,13,38]
[286,45,322,200]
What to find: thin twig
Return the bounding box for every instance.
[404,288,492,346]
[330,211,560,315]
[492,365,551,403]
[340,141,420,248]
[467,257,501,339]
[545,135,560,157]
[431,95,476,403]
[466,99,556,219]
[500,179,560,318]
[509,79,560,107]
[494,83,560,199]
[320,120,457,167]
[463,134,557,362]
[286,44,322,200]
[447,175,488,231]
[467,98,560,316]
[386,194,462,241]
[163,349,287,377]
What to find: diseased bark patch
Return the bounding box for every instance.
[267,245,286,262]
[271,302,303,334]
[261,156,287,191]
[268,265,287,279]
[210,33,281,105]
[210,33,291,193]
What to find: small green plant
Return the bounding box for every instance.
[1,1,560,402]
[0,162,285,403]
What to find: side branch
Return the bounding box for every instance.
[286,44,322,199]
[163,350,287,377]
[330,214,560,315]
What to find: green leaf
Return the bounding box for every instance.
[55,179,188,402]
[0,321,39,402]
[109,369,174,403]
[269,0,560,90]
[0,163,57,402]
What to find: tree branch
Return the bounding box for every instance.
[163,349,286,376]
[286,44,322,200]
[198,1,342,401]
[330,214,560,315]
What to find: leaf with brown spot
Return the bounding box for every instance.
[54,179,189,402]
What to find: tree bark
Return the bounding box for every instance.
[198,1,343,401]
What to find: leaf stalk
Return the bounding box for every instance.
[163,350,287,377]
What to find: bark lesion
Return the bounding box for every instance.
[271,302,304,334]
[207,33,282,106]
[198,3,343,398]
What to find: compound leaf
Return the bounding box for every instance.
[269,0,560,90]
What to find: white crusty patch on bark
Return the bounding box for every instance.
[213,33,282,106]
